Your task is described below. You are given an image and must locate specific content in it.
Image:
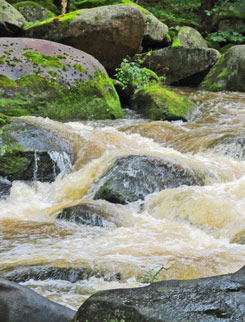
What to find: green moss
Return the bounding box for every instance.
[0,113,10,128]
[0,75,17,88]
[0,56,5,64]
[0,73,123,120]
[13,1,56,19]
[131,84,195,121]
[73,64,87,73]
[47,70,58,77]
[217,67,228,79]
[172,36,181,47]
[200,55,226,91]
[23,51,64,68]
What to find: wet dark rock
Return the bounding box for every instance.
[0,177,12,199]
[94,155,204,204]
[208,135,245,160]
[0,277,75,322]
[73,265,245,322]
[3,266,107,284]
[0,119,73,182]
[57,203,111,227]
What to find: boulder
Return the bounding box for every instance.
[94,155,204,204]
[6,0,59,14]
[0,37,122,120]
[73,265,245,322]
[130,84,196,121]
[0,119,74,182]
[0,0,25,36]
[172,26,208,48]
[0,177,12,199]
[0,277,75,322]
[13,1,55,24]
[57,203,114,227]
[200,45,245,92]
[74,0,169,49]
[24,4,145,73]
[3,266,106,283]
[139,47,221,85]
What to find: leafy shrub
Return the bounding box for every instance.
[206,30,245,43]
[140,266,168,284]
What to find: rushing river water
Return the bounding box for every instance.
[0,88,245,310]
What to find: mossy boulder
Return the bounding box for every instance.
[131,84,196,121]
[200,45,245,92]
[172,26,208,48]
[93,155,204,204]
[6,0,59,14]
[0,0,26,36]
[138,47,221,86]
[73,266,245,322]
[70,0,169,50]
[13,1,56,24]
[0,38,122,120]
[24,4,145,73]
[0,119,74,183]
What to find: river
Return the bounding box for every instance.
[0,88,245,310]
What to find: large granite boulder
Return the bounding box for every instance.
[24,4,145,73]
[139,47,221,85]
[73,0,168,49]
[172,26,208,48]
[131,84,196,121]
[0,37,122,120]
[0,0,25,36]
[94,154,204,204]
[6,0,59,14]
[73,265,245,322]
[0,277,75,322]
[200,45,245,92]
[0,119,74,183]
[13,1,55,23]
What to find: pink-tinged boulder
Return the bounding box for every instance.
[24,4,145,73]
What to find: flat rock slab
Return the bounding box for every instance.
[73,265,245,322]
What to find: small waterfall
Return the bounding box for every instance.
[48,151,73,178]
[33,151,40,181]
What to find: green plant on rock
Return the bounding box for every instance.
[140,266,168,284]
[114,56,162,91]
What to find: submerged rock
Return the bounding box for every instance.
[138,47,221,86]
[57,203,117,227]
[208,135,245,160]
[200,45,245,92]
[24,4,145,73]
[0,0,25,36]
[131,84,196,121]
[0,176,12,199]
[3,266,106,283]
[13,1,55,23]
[94,155,204,204]
[172,26,208,48]
[73,265,245,322]
[0,277,75,322]
[0,37,122,120]
[0,119,73,182]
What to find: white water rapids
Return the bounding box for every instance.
[0,89,245,309]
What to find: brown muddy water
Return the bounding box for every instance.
[0,88,245,310]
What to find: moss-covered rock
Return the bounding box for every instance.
[138,47,221,86]
[200,45,245,92]
[0,119,74,182]
[6,0,59,14]
[0,38,122,120]
[24,4,145,73]
[130,84,196,121]
[13,1,55,24]
[172,26,208,48]
[94,154,204,204]
[0,0,26,36]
